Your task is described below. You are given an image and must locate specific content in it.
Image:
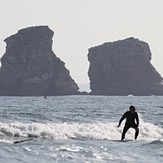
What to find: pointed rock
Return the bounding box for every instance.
[0,26,79,95]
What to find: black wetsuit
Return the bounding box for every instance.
[118,111,139,140]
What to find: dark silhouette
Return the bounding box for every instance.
[0,26,79,96]
[117,105,139,140]
[88,37,163,96]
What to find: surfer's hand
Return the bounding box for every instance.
[117,124,120,127]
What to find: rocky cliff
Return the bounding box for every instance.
[88,37,163,95]
[0,26,79,96]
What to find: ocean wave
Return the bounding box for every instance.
[0,120,162,141]
[148,139,163,145]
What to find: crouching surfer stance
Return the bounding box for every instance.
[117,105,139,141]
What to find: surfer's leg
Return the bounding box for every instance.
[134,127,139,139]
[121,125,130,140]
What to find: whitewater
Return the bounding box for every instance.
[0,95,162,163]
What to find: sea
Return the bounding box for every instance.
[0,95,162,163]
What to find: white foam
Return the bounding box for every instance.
[0,120,162,141]
[0,138,13,144]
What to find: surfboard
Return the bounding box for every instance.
[13,138,33,144]
[111,139,133,142]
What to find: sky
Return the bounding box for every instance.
[0,0,163,91]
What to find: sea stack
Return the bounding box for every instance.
[0,26,79,95]
[88,37,163,95]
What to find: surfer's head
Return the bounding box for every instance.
[129,105,135,113]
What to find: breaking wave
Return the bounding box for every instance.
[0,119,162,141]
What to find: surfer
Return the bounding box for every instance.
[117,105,139,141]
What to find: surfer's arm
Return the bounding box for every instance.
[117,112,127,127]
[135,113,139,126]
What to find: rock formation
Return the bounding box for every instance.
[0,26,79,96]
[88,37,163,95]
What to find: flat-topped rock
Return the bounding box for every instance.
[88,37,163,95]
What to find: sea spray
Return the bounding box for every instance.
[0,120,162,141]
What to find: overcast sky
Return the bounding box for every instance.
[0,0,163,90]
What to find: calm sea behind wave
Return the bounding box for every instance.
[0,95,163,163]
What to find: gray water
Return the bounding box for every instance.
[0,95,162,163]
